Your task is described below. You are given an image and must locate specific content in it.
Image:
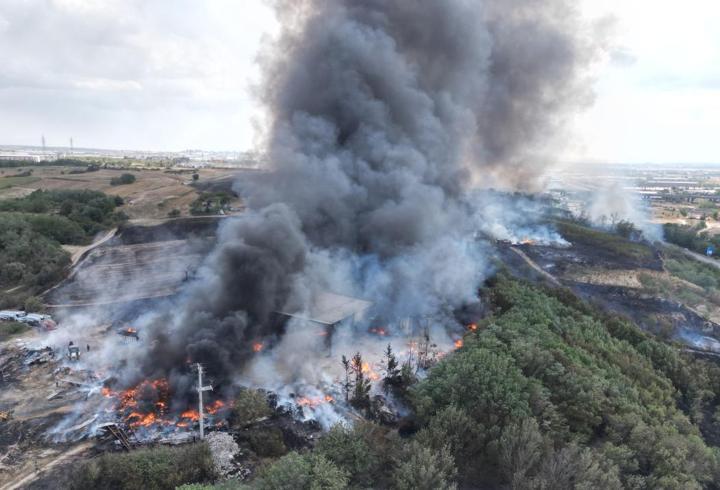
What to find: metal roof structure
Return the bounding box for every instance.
[278,292,373,326]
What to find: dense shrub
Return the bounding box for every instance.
[110,173,137,186]
[246,428,287,457]
[0,321,30,341]
[0,189,124,294]
[391,442,457,490]
[70,443,215,490]
[255,452,348,490]
[664,223,720,257]
[410,275,720,488]
[0,214,70,289]
[230,389,271,428]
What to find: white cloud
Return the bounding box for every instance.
[1,0,717,162]
[0,0,277,150]
[572,0,720,163]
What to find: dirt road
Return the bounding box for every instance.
[69,227,118,267]
[510,247,561,286]
[680,247,720,271]
[0,442,93,490]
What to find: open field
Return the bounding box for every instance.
[0,167,243,220]
[0,175,40,191]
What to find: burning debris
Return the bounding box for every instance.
[99,378,228,434]
[117,327,140,341]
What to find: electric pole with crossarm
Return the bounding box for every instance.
[196,363,213,439]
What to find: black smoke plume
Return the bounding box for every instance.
[135,0,597,393]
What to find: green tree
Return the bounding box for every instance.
[392,442,457,490]
[340,355,352,403]
[110,173,137,186]
[497,418,546,488]
[531,445,622,490]
[381,344,401,394]
[230,389,271,428]
[256,452,348,490]
[350,353,371,409]
[416,406,483,473]
[23,296,45,313]
[315,424,380,487]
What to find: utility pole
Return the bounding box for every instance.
[195,363,213,439]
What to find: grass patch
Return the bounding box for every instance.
[663,246,720,291]
[0,321,30,341]
[0,176,40,190]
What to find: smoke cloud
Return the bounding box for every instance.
[128,0,598,400]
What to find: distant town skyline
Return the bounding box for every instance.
[1,0,718,163]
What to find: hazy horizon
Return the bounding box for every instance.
[1,0,718,164]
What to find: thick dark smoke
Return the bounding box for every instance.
[132,0,597,394]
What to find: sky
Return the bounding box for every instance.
[0,0,718,164]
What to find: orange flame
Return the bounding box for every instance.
[296,394,335,409]
[369,327,388,336]
[127,411,158,428]
[361,362,381,381]
[104,378,227,430]
[206,400,225,415]
[180,409,200,422]
[253,342,264,353]
[468,323,478,332]
[454,339,464,349]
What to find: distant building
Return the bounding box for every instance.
[0,153,43,162]
[0,151,58,163]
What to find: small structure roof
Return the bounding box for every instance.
[278,292,372,326]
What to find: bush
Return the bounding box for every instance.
[190,192,233,216]
[110,173,137,186]
[255,452,348,490]
[315,423,381,487]
[168,209,181,218]
[23,296,45,313]
[247,427,287,457]
[71,443,215,490]
[230,389,271,427]
[392,442,457,490]
[415,406,483,473]
[663,223,720,257]
[0,214,70,290]
[0,321,30,341]
[23,213,86,244]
